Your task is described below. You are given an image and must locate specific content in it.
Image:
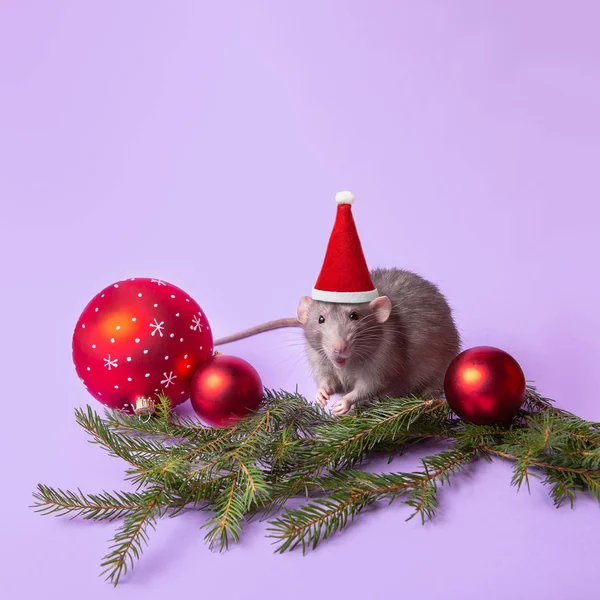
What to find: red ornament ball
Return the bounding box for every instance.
[444,346,526,425]
[190,355,263,427]
[72,278,214,411]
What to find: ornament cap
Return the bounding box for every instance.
[335,191,355,205]
[133,395,155,417]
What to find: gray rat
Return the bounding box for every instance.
[213,267,460,416]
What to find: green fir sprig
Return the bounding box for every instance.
[31,386,600,586]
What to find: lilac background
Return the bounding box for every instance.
[2,1,599,598]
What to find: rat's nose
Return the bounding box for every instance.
[332,342,348,355]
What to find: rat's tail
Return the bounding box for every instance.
[213,317,301,346]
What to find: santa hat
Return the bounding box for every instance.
[312,191,378,303]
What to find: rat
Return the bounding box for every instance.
[213,267,461,416]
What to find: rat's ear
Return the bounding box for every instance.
[297,296,313,324]
[369,295,392,323]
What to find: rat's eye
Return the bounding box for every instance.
[318,315,325,324]
[349,311,359,321]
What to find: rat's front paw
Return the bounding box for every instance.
[332,396,355,416]
[316,384,334,407]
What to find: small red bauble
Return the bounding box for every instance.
[190,355,263,427]
[444,346,526,425]
[72,278,213,411]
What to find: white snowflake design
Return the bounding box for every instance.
[103,354,118,370]
[161,372,177,388]
[151,279,166,286]
[191,313,203,331]
[150,318,165,337]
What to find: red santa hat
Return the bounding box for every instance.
[312,191,379,303]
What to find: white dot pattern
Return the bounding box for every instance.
[74,277,211,408]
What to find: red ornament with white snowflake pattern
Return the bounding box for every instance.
[72,278,213,411]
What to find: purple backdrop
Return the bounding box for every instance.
[2,1,599,598]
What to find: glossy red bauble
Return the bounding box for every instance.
[72,278,213,411]
[190,355,263,427]
[444,346,526,425]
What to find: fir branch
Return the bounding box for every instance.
[266,397,450,510]
[202,471,247,551]
[480,445,599,481]
[542,469,580,508]
[167,475,231,516]
[100,485,167,587]
[31,485,146,522]
[522,386,600,439]
[182,390,323,481]
[321,397,449,470]
[200,454,273,551]
[32,386,600,585]
[105,403,236,445]
[185,411,271,482]
[268,448,475,553]
[188,403,282,549]
[75,406,168,470]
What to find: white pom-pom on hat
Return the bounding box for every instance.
[335,191,355,205]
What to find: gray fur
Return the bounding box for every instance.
[302,267,461,413]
